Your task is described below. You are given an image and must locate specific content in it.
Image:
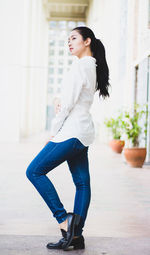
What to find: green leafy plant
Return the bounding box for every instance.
[104,112,123,140]
[121,103,147,147]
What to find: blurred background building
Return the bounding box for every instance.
[0,0,149,158]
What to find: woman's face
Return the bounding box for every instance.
[68,30,90,58]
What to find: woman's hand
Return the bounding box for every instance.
[55,102,61,114]
[53,97,61,114]
[45,97,61,146]
[45,135,54,146]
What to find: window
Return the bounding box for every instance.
[68,59,72,65]
[59,49,64,56]
[58,21,67,29]
[68,21,76,29]
[48,68,54,74]
[57,87,61,93]
[49,59,54,66]
[58,68,63,74]
[60,30,67,36]
[57,78,62,84]
[48,78,54,84]
[49,21,57,29]
[49,40,55,46]
[77,21,85,27]
[48,87,53,93]
[58,58,63,65]
[49,49,55,56]
[59,40,65,46]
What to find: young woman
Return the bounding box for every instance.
[26,26,110,251]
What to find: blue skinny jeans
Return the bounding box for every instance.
[26,138,91,236]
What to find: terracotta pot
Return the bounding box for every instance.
[109,140,125,153]
[124,147,147,168]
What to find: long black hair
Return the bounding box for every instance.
[72,26,110,99]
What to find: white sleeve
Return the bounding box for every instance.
[50,61,85,137]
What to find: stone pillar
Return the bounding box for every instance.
[0,0,49,142]
[0,0,22,142]
[20,0,49,138]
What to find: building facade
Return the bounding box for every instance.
[0,0,149,161]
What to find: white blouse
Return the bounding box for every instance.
[50,56,97,147]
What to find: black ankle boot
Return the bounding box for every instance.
[70,235,85,250]
[62,212,81,250]
[46,229,65,250]
[62,229,85,250]
[46,229,85,250]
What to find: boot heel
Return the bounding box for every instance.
[74,214,81,226]
[73,243,85,250]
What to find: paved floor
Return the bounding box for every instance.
[1,235,150,255]
[1,132,150,254]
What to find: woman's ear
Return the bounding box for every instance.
[84,37,91,47]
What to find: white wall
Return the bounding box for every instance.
[86,0,150,143]
[86,0,129,142]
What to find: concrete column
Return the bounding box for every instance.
[0,0,48,142]
[0,0,23,142]
[20,0,32,138]
[20,0,49,138]
[123,0,136,108]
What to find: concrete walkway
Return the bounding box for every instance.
[1,133,150,254]
[0,235,150,255]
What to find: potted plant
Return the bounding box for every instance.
[121,103,147,168]
[104,112,125,153]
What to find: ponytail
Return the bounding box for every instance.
[72,26,111,100]
[92,38,110,99]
